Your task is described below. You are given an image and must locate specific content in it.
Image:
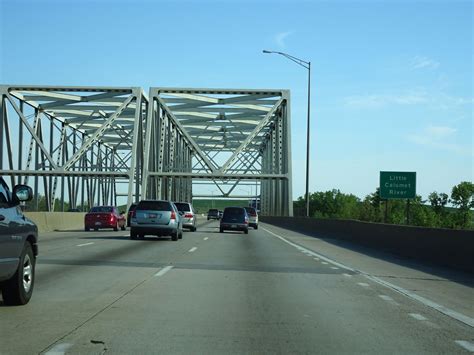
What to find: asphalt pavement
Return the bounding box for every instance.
[1,219,473,354]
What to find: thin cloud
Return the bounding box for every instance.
[407,124,470,156]
[411,55,440,70]
[274,31,293,49]
[345,92,428,109]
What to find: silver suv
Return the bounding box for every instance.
[0,178,37,305]
[130,200,183,241]
[174,202,197,232]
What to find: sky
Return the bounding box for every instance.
[0,0,472,201]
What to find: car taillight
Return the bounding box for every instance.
[184,213,193,218]
[110,215,115,222]
[170,211,176,220]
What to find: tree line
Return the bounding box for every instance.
[293,181,474,230]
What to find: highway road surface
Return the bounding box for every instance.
[1,218,473,354]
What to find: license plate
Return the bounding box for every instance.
[231,224,237,228]
[148,214,159,218]
[95,222,101,226]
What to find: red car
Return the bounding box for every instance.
[85,206,126,231]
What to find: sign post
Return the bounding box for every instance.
[380,171,416,224]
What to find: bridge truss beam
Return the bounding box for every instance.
[0,85,148,211]
[144,87,293,216]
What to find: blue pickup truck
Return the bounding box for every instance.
[0,177,38,305]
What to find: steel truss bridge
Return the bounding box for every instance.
[0,85,293,216]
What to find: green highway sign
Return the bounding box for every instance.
[380,171,416,199]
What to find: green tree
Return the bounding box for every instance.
[428,192,450,227]
[450,181,474,228]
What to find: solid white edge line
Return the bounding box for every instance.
[76,242,94,247]
[155,266,173,277]
[455,340,474,352]
[261,225,474,329]
[44,343,73,355]
[189,247,197,252]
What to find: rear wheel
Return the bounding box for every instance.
[254,225,258,230]
[121,224,126,231]
[113,223,118,232]
[94,228,99,231]
[85,227,90,232]
[244,228,249,234]
[191,226,196,232]
[219,228,224,233]
[2,242,35,305]
[171,231,178,241]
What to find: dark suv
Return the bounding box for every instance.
[0,178,37,305]
[207,209,220,220]
[220,207,249,234]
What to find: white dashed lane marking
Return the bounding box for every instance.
[44,343,73,355]
[321,261,328,265]
[76,242,94,247]
[342,273,352,277]
[330,266,339,270]
[357,282,370,287]
[409,313,428,321]
[189,247,197,253]
[455,340,474,352]
[154,266,173,277]
[204,237,209,241]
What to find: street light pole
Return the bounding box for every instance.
[263,50,311,217]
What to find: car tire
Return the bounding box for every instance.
[121,225,126,231]
[114,223,118,232]
[244,228,249,234]
[171,231,178,241]
[94,228,99,231]
[219,228,224,233]
[254,225,258,230]
[85,227,90,232]
[192,226,196,232]
[178,231,183,239]
[2,242,35,305]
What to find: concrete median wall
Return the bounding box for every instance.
[261,216,474,273]
[24,212,86,233]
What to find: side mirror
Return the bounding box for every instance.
[12,185,33,204]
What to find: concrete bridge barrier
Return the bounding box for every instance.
[261,216,474,273]
[24,212,87,233]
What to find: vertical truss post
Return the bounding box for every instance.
[127,91,141,208]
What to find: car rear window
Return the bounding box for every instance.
[223,207,245,217]
[245,207,256,214]
[137,201,172,211]
[174,203,191,212]
[90,206,113,213]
